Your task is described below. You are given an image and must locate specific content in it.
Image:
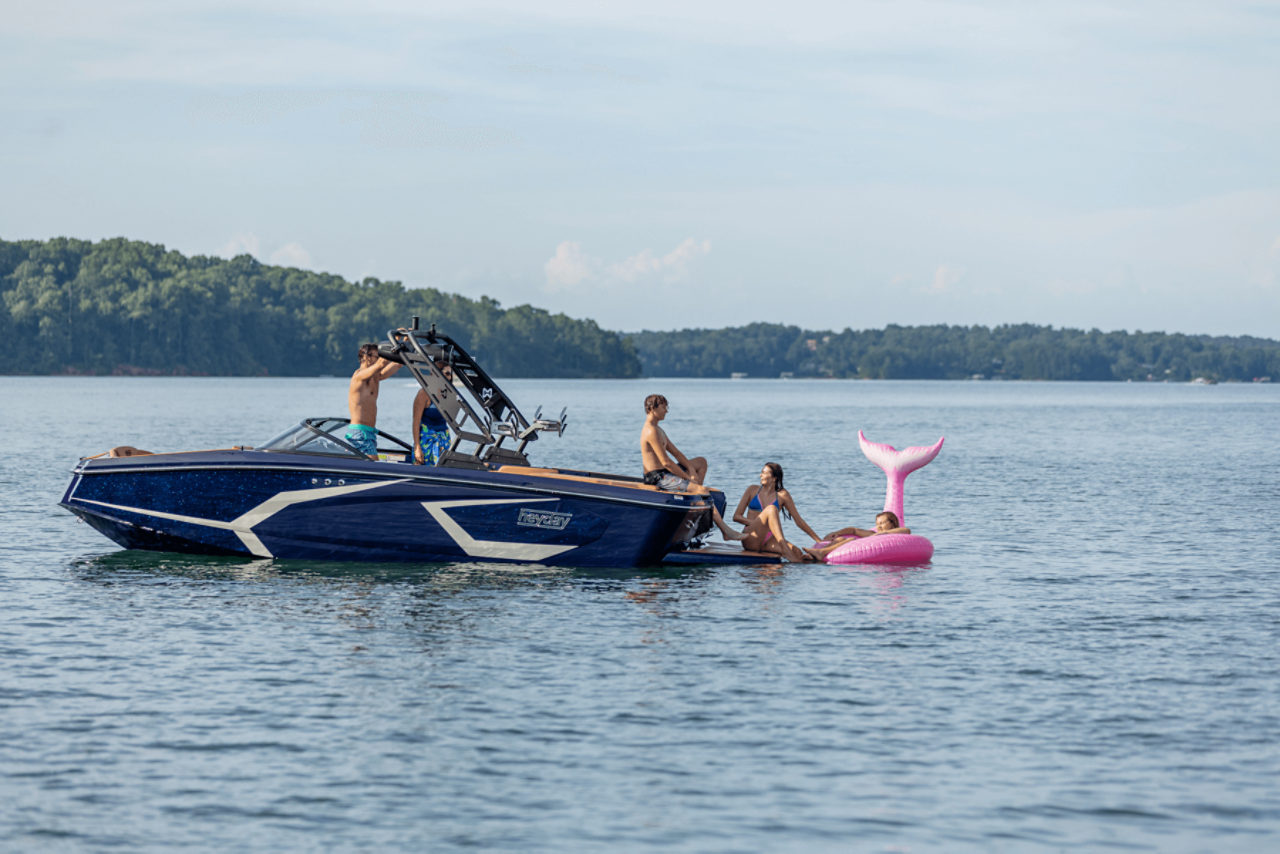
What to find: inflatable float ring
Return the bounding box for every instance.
[823,431,943,566]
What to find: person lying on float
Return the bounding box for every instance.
[804,511,910,562]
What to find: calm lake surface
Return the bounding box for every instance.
[3,376,1278,851]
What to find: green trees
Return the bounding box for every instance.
[0,238,640,378]
[4,236,1275,381]
[628,323,1280,380]
[626,322,807,377]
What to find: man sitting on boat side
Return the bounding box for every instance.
[640,394,744,541]
[640,394,707,490]
[346,342,402,457]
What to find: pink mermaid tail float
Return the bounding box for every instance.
[823,431,944,566]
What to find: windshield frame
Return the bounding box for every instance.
[256,418,413,460]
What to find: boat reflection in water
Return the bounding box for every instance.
[61,322,745,568]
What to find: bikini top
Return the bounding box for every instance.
[747,490,781,512]
[419,400,448,432]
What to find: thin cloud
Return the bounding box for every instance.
[581,64,645,83]
[216,233,313,269]
[187,89,517,151]
[545,238,711,291]
[339,109,520,151]
[1042,278,1098,297]
[269,242,314,269]
[184,91,351,127]
[609,238,710,283]
[217,232,261,259]
[544,241,598,291]
[923,264,962,294]
[508,63,557,76]
[504,60,645,83]
[186,90,445,127]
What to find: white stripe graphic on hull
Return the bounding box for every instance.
[421,499,574,562]
[77,479,410,558]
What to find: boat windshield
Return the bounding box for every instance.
[257,419,367,458]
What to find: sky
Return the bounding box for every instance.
[3,0,1280,337]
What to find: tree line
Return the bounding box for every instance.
[0,238,640,377]
[628,323,1280,381]
[4,237,1276,381]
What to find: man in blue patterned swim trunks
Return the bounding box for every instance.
[346,342,402,457]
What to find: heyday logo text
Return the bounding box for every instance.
[517,509,572,531]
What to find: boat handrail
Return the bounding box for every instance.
[380,321,568,470]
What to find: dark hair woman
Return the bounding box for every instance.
[730,462,821,562]
[411,361,453,465]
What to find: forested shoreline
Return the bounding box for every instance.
[0,238,640,377]
[3,237,1277,381]
[631,324,1280,382]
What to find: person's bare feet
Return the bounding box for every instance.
[781,542,811,562]
[712,514,745,542]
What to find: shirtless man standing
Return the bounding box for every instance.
[346,342,402,458]
[640,393,743,541]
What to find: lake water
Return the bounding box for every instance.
[3,376,1278,851]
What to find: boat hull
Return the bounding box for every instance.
[61,451,708,567]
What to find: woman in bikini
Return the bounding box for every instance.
[731,462,822,562]
[411,361,453,466]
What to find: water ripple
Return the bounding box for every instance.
[1,378,1278,850]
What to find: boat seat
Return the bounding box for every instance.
[107,446,154,458]
[91,448,246,460]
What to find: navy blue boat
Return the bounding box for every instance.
[60,323,732,567]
